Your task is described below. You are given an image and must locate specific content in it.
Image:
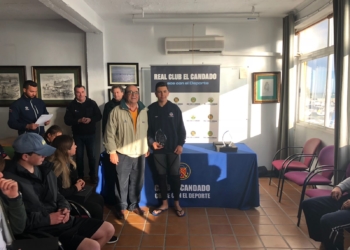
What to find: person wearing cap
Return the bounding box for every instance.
[104,85,149,219]
[64,85,102,183]
[3,133,115,250]
[8,80,50,136]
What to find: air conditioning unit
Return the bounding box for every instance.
[165,36,224,55]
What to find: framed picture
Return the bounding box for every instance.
[32,66,82,107]
[252,72,281,104]
[107,63,139,86]
[0,66,26,107]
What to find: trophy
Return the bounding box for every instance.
[213,130,237,152]
[155,129,167,147]
[222,130,233,147]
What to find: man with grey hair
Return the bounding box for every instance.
[104,85,149,220]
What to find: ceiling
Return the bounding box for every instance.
[0,0,311,20]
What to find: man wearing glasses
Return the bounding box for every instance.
[104,85,149,220]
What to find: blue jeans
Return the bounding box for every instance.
[73,134,96,178]
[115,153,145,211]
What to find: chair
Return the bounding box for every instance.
[279,145,335,226]
[68,200,92,218]
[269,138,322,196]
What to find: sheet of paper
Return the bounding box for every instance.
[35,114,53,126]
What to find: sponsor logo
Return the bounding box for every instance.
[191,131,196,136]
[174,97,179,103]
[191,97,196,103]
[169,112,174,117]
[208,131,213,136]
[25,106,29,111]
[179,162,191,180]
[42,140,46,145]
[191,115,196,120]
[208,114,213,120]
[208,97,214,103]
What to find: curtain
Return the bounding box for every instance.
[333,0,350,184]
[276,14,294,160]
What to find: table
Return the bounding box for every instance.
[97,143,260,210]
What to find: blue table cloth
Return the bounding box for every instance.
[97,143,260,210]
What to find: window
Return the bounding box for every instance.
[297,17,335,128]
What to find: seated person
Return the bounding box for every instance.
[302,177,350,250]
[43,125,63,145]
[0,144,10,160]
[47,135,105,220]
[0,157,26,248]
[4,133,115,250]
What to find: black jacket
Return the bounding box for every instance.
[147,101,186,153]
[64,97,102,135]
[56,164,79,198]
[3,160,70,231]
[8,94,49,135]
[102,98,121,136]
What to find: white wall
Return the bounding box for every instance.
[0,17,283,169]
[0,20,86,137]
[103,18,283,168]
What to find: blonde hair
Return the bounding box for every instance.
[47,135,76,188]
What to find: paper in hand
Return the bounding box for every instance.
[35,114,53,126]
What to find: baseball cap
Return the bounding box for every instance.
[13,133,56,157]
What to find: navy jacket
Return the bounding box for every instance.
[8,94,49,135]
[64,97,102,135]
[147,101,186,154]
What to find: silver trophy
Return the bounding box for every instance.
[222,130,233,147]
[155,129,167,147]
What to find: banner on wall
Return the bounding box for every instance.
[150,65,220,143]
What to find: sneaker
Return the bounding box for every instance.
[108,235,118,244]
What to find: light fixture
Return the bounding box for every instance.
[132,13,260,23]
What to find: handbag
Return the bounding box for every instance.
[70,185,93,203]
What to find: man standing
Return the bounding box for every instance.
[147,82,186,217]
[4,133,114,250]
[102,85,124,136]
[8,80,50,135]
[104,85,149,219]
[64,85,102,183]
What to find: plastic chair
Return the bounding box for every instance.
[269,138,322,196]
[279,145,335,226]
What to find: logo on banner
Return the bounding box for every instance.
[179,162,191,180]
[191,115,196,120]
[208,97,214,103]
[208,114,213,120]
[191,97,196,103]
[174,97,179,103]
[208,131,213,136]
[191,131,196,136]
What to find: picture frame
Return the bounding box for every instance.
[252,72,281,104]
[0,66,26,107]
[32,66,82,107]
[107,63,139,86]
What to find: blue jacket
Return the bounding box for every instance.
[8,94,49,135]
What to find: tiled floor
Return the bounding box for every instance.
[100,177,348,250]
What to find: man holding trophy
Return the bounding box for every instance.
[147,82,187,217]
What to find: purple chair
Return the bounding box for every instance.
[279,145,335,226]
[269,138,322,197]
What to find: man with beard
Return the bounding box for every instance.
[8,80,50,135]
